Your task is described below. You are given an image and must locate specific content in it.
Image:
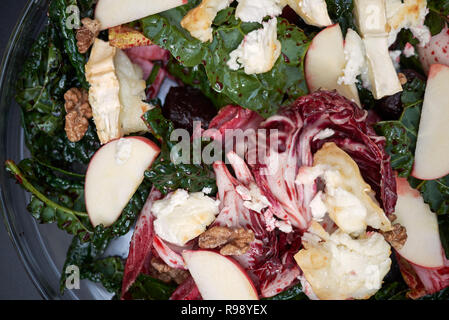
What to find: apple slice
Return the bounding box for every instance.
[412,64,449,180]
[394,177,444,268]
[305,24,361,106]
[182,250,259,300]
[85,137,160,227]
[95,0,187,30]
[418,25,449,74]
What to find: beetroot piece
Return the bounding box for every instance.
[162,86,217,133]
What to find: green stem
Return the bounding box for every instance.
[5,160,89,218]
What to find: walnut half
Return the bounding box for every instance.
[198,226,255,256]
[382,223,407,251]
[149,258,189,285]
[76,18,101,54]
[64,88,93,142]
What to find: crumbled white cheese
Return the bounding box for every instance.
[115,138,132,165]
[309,191,327,222]
[386,0,431,47]
[403,42,416,58]
[389,50,402,70]
[227,18,282,75]
[286,0,333,27]
[295,223,392,300]
[313,128,335,141]
[201,186,213,195]
[338,29,370,88]
[296,143,392,236]
[236,183,271,213]
[235,0,283,23]
[114,50,153,135]
[181,0,234,42]
[152,189,220,246]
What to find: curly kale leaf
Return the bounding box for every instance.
[142,107,218,196]
[325,0,357,35]
[125,274,177,300]
[48,0,89,88]
[16,24,100,169]
[264,283,308,300]
[59,179,152,293]
[5,159,92,239]
[81,256,125,295]
[141,3,310,118]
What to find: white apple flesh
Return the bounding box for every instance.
[182,250,259,300]
[305,24,360,106]
[95,0,187,30]
[412,64,449,180]
[85,136,160,227]
[394,177,444,268]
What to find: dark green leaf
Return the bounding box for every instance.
[142,5,310,117]
[264,283,308,300]
[126,274,177,300]
[49,0,89,89]
[81,257,124,295]
[325,0,356,35]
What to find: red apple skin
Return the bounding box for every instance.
[182,249,260,300]
[84,136,160,226]
[305,24,339,93]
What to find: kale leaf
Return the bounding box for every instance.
[142,107,218,195]
[264,283,308,300]
[426,0,449,36]
[125,274,177,300]
[141,2,310,118]
[48,0,89,88]
[166,57,232,109]
[15,23,100,170]
[325,0,357,35]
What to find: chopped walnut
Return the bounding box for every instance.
[198,226,255,256]
[76,18,101,54]
[382,223,407,250]
[64,88,93,142]
[398,73,408,85]
[149,258,189,285]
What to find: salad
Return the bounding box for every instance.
[5,0,449,300]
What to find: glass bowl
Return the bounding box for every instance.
[0,0,110,300]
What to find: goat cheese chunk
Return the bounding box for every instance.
[235,0,283,23]
[114,50,153,135]
[338,29,370,88]
[152,189,220,246]
[294,222,392,300]
[353,0,403,99]
[181,0,234,42]
[86,39,152,144]
[287,0,333,27]
[86,39,122,144]
[386,0,430,46]
[296,143,392,236]
[227,18,281,75]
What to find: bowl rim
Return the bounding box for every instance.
[0,0,52,300]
